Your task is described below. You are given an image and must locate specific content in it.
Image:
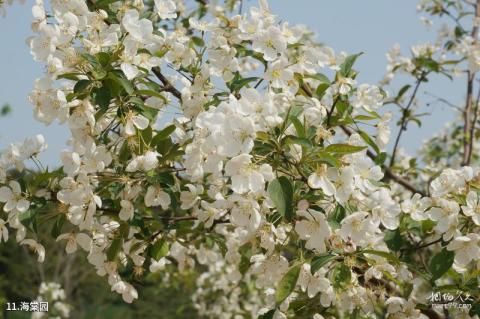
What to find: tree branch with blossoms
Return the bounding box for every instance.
[0,0,479,318]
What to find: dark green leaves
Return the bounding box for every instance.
[332,263,351,289]
[429,248,454,280]
[152,125,176,142]
[74,80,91,94]
[325,144,367,155]
[108,72,134,95]
[310,254,338,274]
[92,86,111,109]
[267,177,294,222]
[340,52,363,77]
[1,103,12,116]
[107,238,123,261]
[149,238,170,261]
[275,264,301,303]
[384,229,405,252]
[358,130,380,154]
[227,72,258,93]
[257,310,275,319]
[362,249,401,264]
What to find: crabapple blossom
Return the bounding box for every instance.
[0,0,478,317]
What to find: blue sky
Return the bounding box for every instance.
[0,0,463,166]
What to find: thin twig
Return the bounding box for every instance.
[152,67,182,101]
[461,0,480,165]
[390,73,425,167]
[341,126,427,196]
[300,81,425,196]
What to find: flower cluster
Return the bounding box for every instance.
[0,0,479,318]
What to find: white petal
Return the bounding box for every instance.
[0,187,13,203]
[132,115,149,130]
[76,233,92,251]
[121,62,139,80]
[16,199,30,213]
[125,120,136,136]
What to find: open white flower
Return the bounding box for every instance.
[125,111,149,136]
[264,58,293,88]
[295,209,331,253]
[230,195,262,231]
[308,164,335,197]
[252,26,287,61]
[145,186,171,209]
[149,257,171,273]
[447,233,480,267]
[0,181,30,213]
[461,191,480,225]
[111,281,138,303]
[195,200,226,228]
[121,9,153,43]
[0,219,8,243]
[21,239,45,263]
[225,154,273,194]
[155,0,177,19]
[180,184,204,210]
[126,151,159,172]
[401,193,430,221]
[119,200,134,221]
[339,211,377,246]
[56,232,92,254]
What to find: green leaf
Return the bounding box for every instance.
[230,75,258,92]
[315,83,330,99]
[95,0,120,8]
[96,52,111,67]
[57,73,81,81]
[74,80,91,94]
[191,36,205,47]
[0,103,11,116]
[267,177,294,222]
[362,249,401,264]
[51,215,66,239]
[315,151,341,167]
[325,144,367,155]
[328,204,346,229]
[283,135,312,148]
[384,229,404,252]
[429,248,454,280]
[107,238,123,261]
[149,238,170,261]
[332,263,351,289]
[416,57,440,72]
[275,264,301,303]
[374,152,387,165]
[397,84,411,100]
[340,52,363,77]
[93,86,111,109]
[304,73,330,83]
[311,254,338,274]
[152,125,176,143]
[134,90,167,103]
[289,116,305,138]
[358,130,380,154]
[108,72,134,95]
[19,210,37,234]
[258,310,275,319]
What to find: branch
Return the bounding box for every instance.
[467,84,480,164]
[341,125,427,196]
[299,81,426,196]
[152,67,182,101]
[462,0,480,165]
[390,73,425,167]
